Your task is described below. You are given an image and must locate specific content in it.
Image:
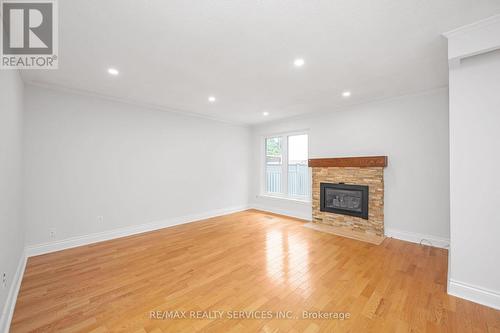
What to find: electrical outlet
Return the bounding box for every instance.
[97,216,104,223]
[49,228,56,239]
[2,273,6,288]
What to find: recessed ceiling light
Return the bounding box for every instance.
[107,68,119,76]
[208,96,216,103]
[293,58,305,67]
[262,111,269,116]
[342,91,351,98]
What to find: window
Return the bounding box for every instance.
[264,133,310,200]
[265,137,283,194]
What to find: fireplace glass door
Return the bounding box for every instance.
[320,183,369,219]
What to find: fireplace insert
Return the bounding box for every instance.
[320,183,369,219]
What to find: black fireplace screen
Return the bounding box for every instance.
[320,183,369,219]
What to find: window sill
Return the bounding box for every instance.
[257,194,311,205]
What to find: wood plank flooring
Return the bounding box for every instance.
[11,210,500,332]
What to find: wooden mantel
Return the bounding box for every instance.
[308,156,388,168]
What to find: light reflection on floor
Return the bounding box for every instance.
[265,228,311,296]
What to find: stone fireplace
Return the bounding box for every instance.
[308,156,387,244]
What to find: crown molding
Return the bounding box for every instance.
[23,80,249,128]
[250,86,449,129]
[443,14,500,63]
[23,81,450,130]
[443,14,500,38]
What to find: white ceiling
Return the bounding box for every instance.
[21,0,500,125]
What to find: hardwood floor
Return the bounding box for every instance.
[11,210,500,332]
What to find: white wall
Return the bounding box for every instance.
[23,85,250,247]
[250,89,450,243]
[0,71,25,330]
[448,49,500,308]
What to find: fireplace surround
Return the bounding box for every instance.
[309,156,387,240]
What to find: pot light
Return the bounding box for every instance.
[107,68,119,76]
[262,111,269,116]
[208,96,216,103]
[342,91,351,98]
[293,58,305,67]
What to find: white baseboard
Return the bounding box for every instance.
[448,279,500,310]
[251,206,450,249]
[251,204,312,221]
[384,228,450,249]
[0,250,27,333]
[25,205,249,257]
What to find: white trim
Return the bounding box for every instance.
[261,131,310,200]
[24,81,248,127]
[448,279,500,310]
[442,14,500,38]
[0,250,27,333]
[256,194,311,205]
[251,206,451,249]
[250,86,448,128]
[25,205,249,257]
[251,204,312,221]
[384,228,450,249]
[443,14,500,63]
